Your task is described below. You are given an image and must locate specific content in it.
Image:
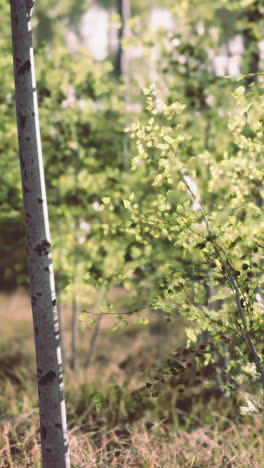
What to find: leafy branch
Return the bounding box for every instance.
[183,176,264,387]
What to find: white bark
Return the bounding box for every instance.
[10,1,70,466]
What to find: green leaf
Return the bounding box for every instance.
[112,384,120,391]
[177,205,184,213]
[235,86,245,96]
[79,312,88,322]
[112,322,119,331]
[102,197,111,204]
[185,327,197,343]
[95,403,101,413]
[92,393,102,403]
[100,304,108,313]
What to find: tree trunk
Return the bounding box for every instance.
[242,4,261,87]
[84,315,102,372]
[115,0,130,77]
[115,0,131,164]
[10,1,70,467]
[71,274,78,373]
[70,176,80,373]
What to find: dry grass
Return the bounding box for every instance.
[0,411,263,467]
[0,290,263,467]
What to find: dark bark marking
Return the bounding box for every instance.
[52,299,56,306]
[40,424,47,440]
[36,292,42,297]
[25,212,32,218]
[44,266,49,272]
[32,295,37,305]
[32,111,35,116]
[18,59,31,75]
[55,423,62,429]
[19,115,26,130]
[20,156,26,169]
[39,370,56,386]
[37,197,43,204]
[24,185,30,193]
[35,325,39,336]
[34,239,51,256]
[25,136,31,141]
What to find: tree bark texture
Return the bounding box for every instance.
[10,1,70,466]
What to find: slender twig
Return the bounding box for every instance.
[81,309,139,316]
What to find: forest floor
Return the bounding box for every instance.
[0,290,263,467]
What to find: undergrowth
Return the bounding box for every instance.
[0,292,263,467]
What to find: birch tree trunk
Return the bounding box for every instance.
[10,1,70,466]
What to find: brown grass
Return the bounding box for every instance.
[0,411,263,467]
[0,290,263,467]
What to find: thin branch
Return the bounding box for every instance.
[81,308,141,316]
[183,176,264,386]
